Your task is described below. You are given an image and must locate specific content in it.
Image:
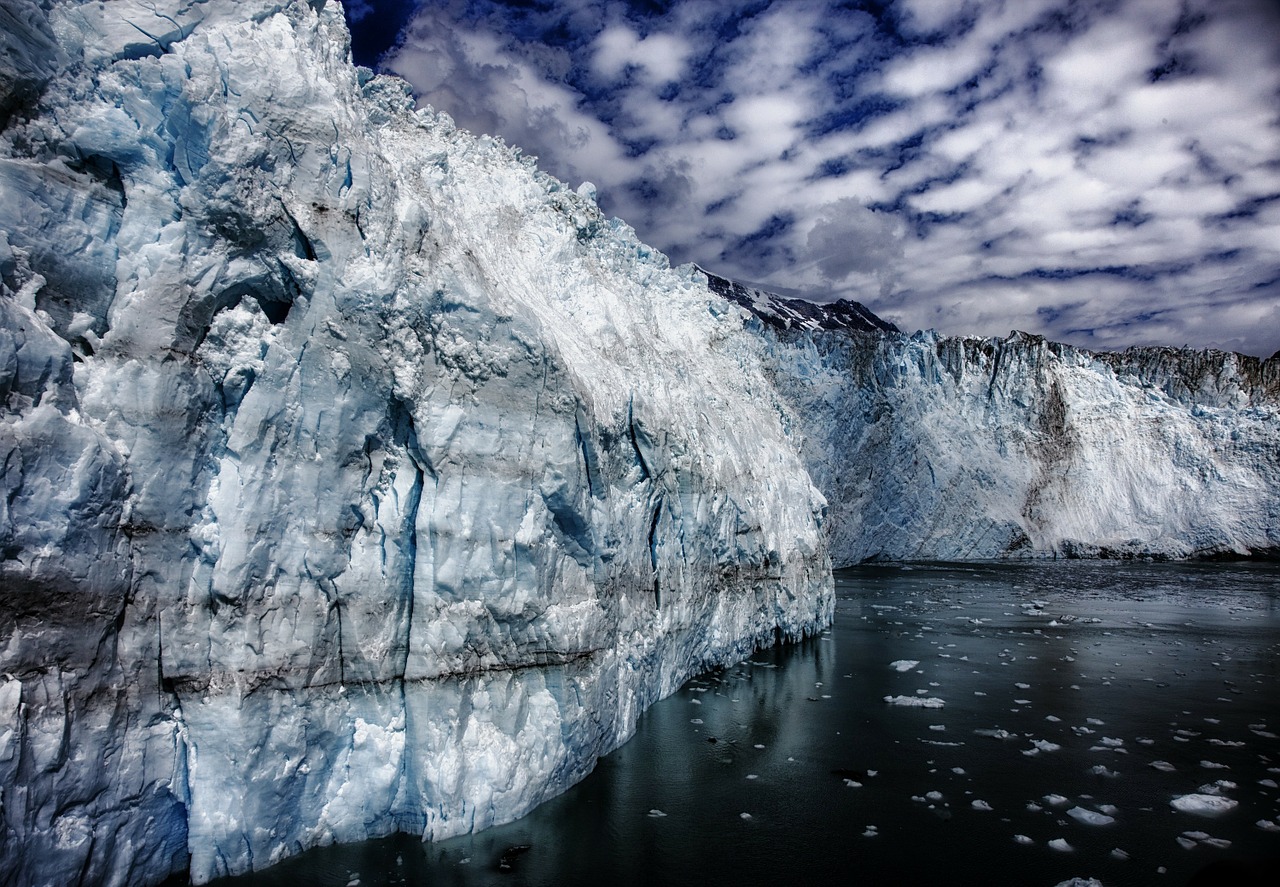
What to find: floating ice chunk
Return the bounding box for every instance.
[1110,848,1130,860]
[1150,760,1177,772]
[1053,879,1103,887]
[1048,838,1074,852]
[1200,760,1229,770]
[975,728,1014,740]
[739,813,752,820]
[1099,737,1124,747]
[1176,836,1198,850]
[1260,779,1278,789]
[925,791,944,802]
[1026,802,1043,812]
[1015,682,1031,689]
[690,699,702,705]
[647,809,667,818]
[1089,765,1120,778]
[844,779,862,788]
[1014,834,1034,845]
[971,800,993,811]
[952,767,966,775]
[1044,794,1070,806]
[1170,794,1238,815]
[890,660,921,672]
[862,826,878,837]
[928,724,946,732]
[1046,715,1062,723]
[1014,699,1032,705]
[1086,718,1104,725]
[1067,806,1115,826]
[884,695,945,708]
[690,719,704,725]
[1031,739,1061,753]
[1256,820,1280,832]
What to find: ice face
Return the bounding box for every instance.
[0,2,830,884]
[748,323,1280,564]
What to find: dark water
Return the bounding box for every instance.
[210,562,1280,887]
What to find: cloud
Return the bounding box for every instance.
[367,0,1280,357]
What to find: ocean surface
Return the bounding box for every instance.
[205,561,1280,887]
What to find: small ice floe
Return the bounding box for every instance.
[1110,848,1130,860]
[1026,802,1043,812]
[1046,715,1062,723]
[928,724,946,732]
[753,744,766,749]
[1099,736,1125,747]
[844,779,862,788]
[862,826,878,838]
[739,813,753,821]
[1014,699,1032,705]
[1196,781,1236,799]
[1200,760,1229,770]
[647,809,667,818]
[952,767,966,775]
[1089,765,1120,778]
[1150,760,1177,772]
[1043,794,1070,806]
[746,774,758,780]
[1256,819,1280,833]
[1047,838,1074,852]
[690,698,702,705]
[971,800,993,811]
[1260,778,1278,789]
[975,728,1014,740]
[1207,738,1245,747]
[1030,739,1061,753]
[884,695,945,708]
[1086,718,1104,726]
[1170,794,1238,815]
[1177,829,1228,849]
[1014,834,1034,845]
[1053,879,1103,887]
[690,719,704,725]
[1067,806,1115,826]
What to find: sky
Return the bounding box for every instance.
[343,0,1280,357]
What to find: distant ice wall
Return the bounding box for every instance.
[756,324,1280,565]
[0,2,831,884]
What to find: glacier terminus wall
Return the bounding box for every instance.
[0,2,831,884]
[751,321,1280,566]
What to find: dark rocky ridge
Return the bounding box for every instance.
[697,265,898,335]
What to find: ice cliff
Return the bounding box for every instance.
[736,299,1280,565]
[0,2,831,884]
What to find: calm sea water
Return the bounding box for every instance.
[206,562,1280,887]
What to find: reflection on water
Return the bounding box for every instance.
[206,561,1280,887]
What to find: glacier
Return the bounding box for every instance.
[1,2,1278,886]
[725,275,1280,564]
[0,2,830,884]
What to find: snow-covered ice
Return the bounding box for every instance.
[1170,794,1239,815]
[1067,807,1116,826]
[885,696,946,708]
